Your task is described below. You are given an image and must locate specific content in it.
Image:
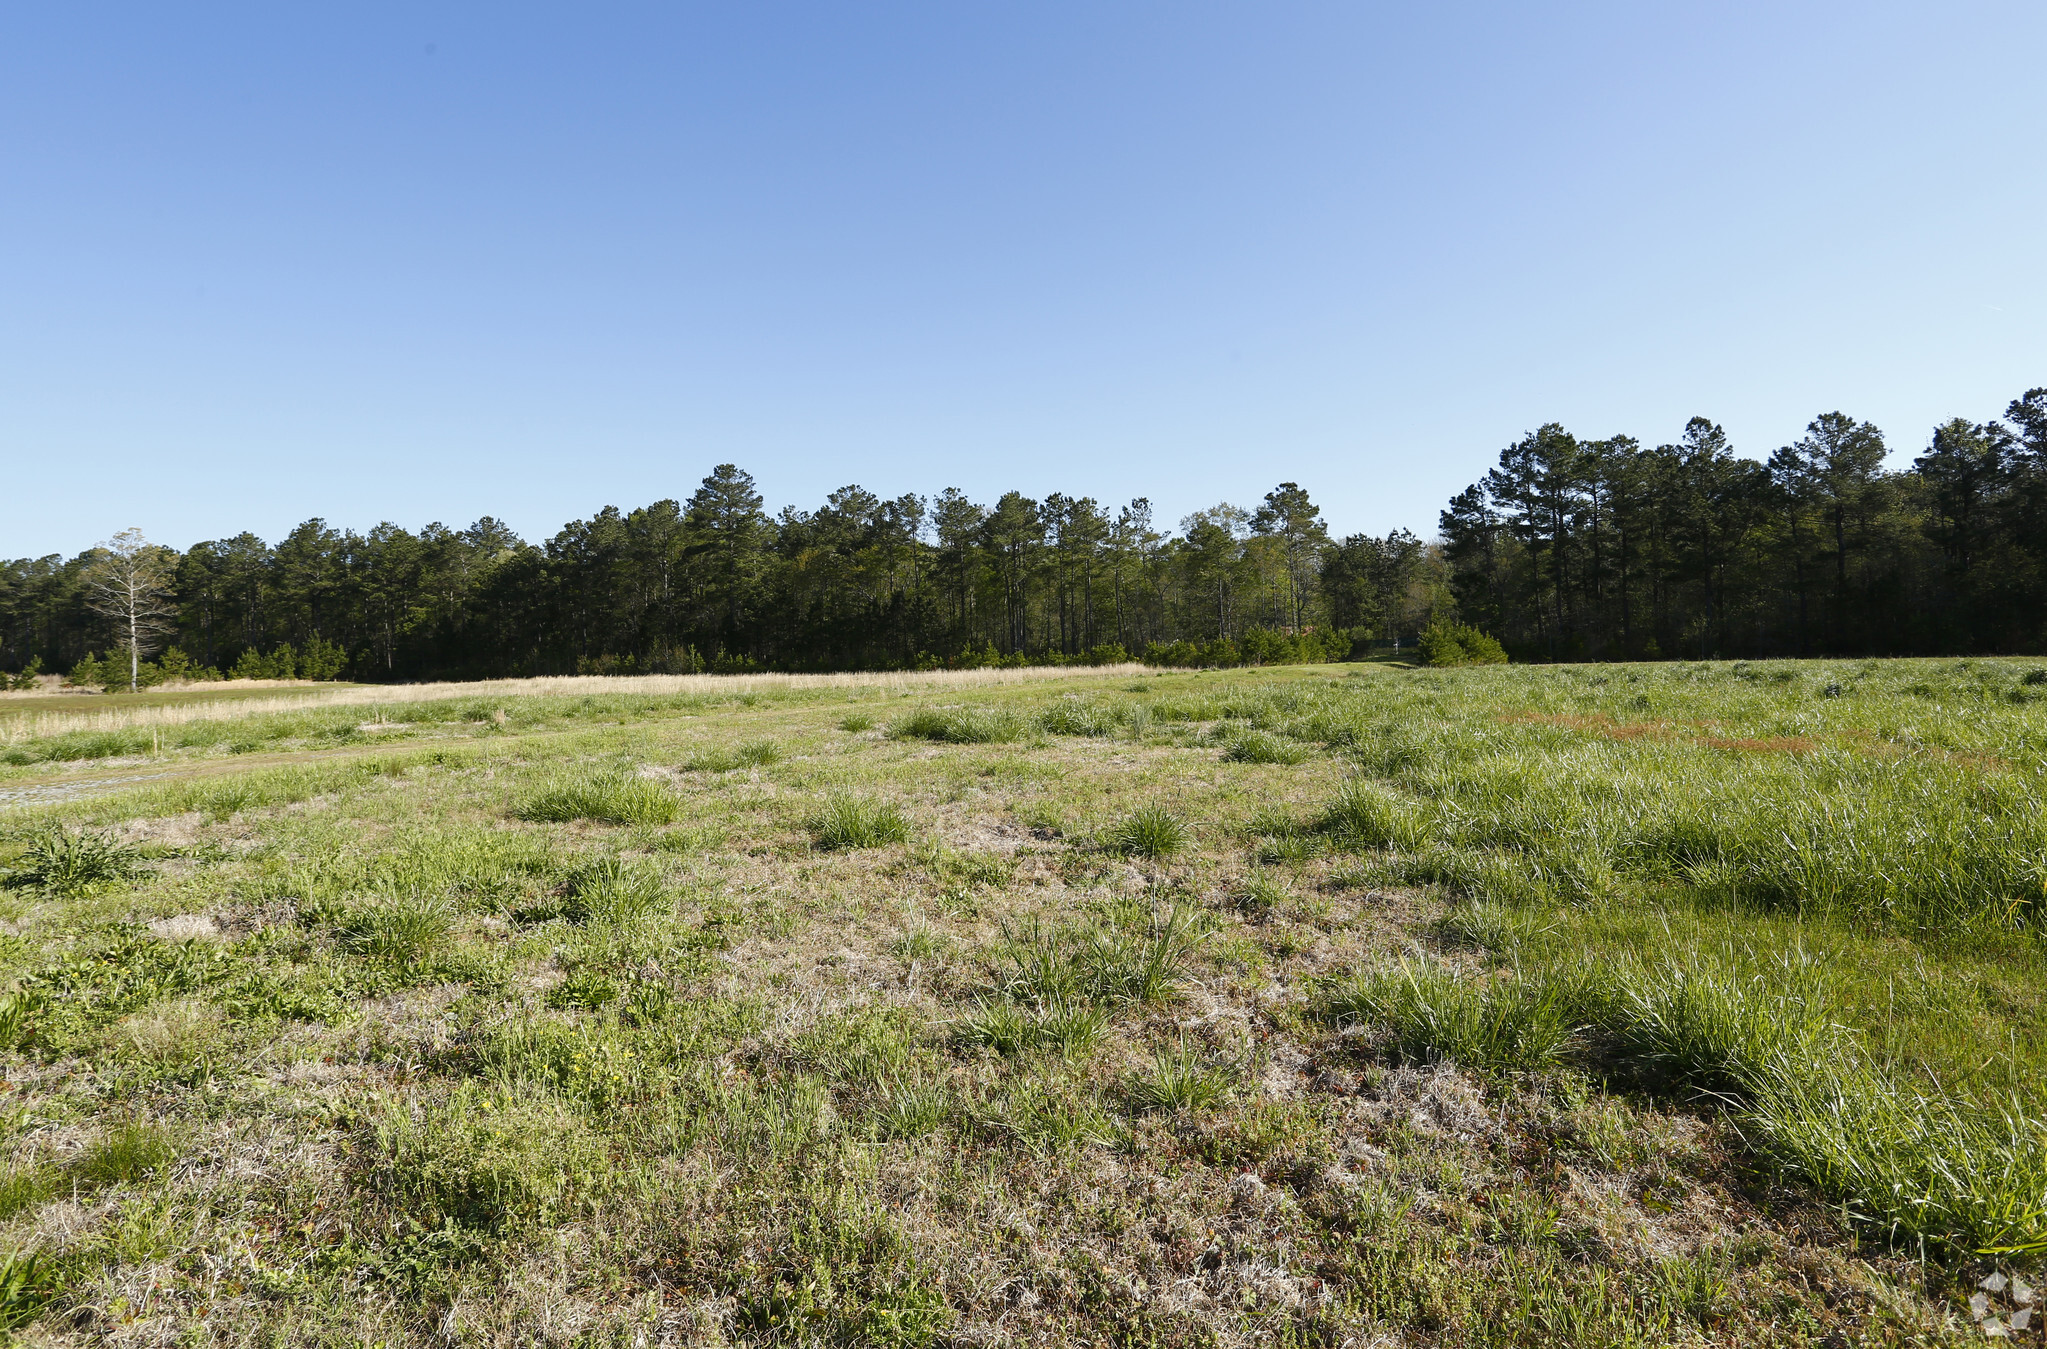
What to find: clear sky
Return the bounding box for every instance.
[3,2,2043,558]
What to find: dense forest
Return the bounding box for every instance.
[1442,386,2047,660]
[0,475,1433,683]
[3,384,2043,682]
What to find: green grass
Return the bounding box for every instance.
[0,658,2038,1343]
[808,794,910,849]
[889,705,1030,743]
[1104,804,1186,857]
[1217,725,1313,763]
[515,765,680,825]
[684,738,782,772]
[4,826,139,897]
[1125,1039,1238,1113]
[1323,950,2047,1257]
[1321,959,1581,1073]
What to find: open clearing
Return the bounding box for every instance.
[0,658,2042,1345]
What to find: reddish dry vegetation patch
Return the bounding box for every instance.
[1699,734,1821,754]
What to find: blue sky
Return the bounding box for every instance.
[3,2,2042,557]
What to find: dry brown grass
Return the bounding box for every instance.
[0,664,1150,743]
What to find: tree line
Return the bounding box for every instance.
[6,381,2042,684]
[1441,385,2047,659]
[0,472,1444,684]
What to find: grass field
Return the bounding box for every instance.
[0,658,2041,1345]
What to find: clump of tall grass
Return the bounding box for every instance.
[1235,872,1294,917]
[517,767,680,826]
[1318,779,1428,850]
[336,893,456,962]
[1323,951,2047,1257]
[839,710,878,732]
[997,909,1204,1008]
[809,795,910,850]
[685,739,782,772]
[956,996,1109,1060]
[196,780,263,822]
[74,1121,176,1185]
[888,706,1029,743]
[1218,727,1312,764]
[559,857,669,924]
[871,1075,954,1138]
[976,1079,1124,1151]
[7,827,139,898]
[1037,698,1126,737]
[0,1251,57,1331]
[1126,1040,1238,1113]
[1105,805,1186,858]
[1321,960,1580,1073]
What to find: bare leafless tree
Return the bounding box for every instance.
[82,528,179,692]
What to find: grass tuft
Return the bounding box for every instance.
[1321,960,1580,1073]
[0,1251,57,1331]
[810,795,911,850]
[560,856,669,924]
[1105,805,1187,858]
[517,767,680,826]
[337,892,456,962]
[890,706,1029,743]
[957,996,1108,1061]
[1219,727,1312,764]
[1319,779,1428,850]
[1037,698,1126,737]
[1126,1040,1238,1113]
[686,739,782,772]
[75,1121,176,1185]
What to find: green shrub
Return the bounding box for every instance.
[518,768,680,826]
[1105,805,1186,858]
[810,796,910,850]
[1418,622,1509,667]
